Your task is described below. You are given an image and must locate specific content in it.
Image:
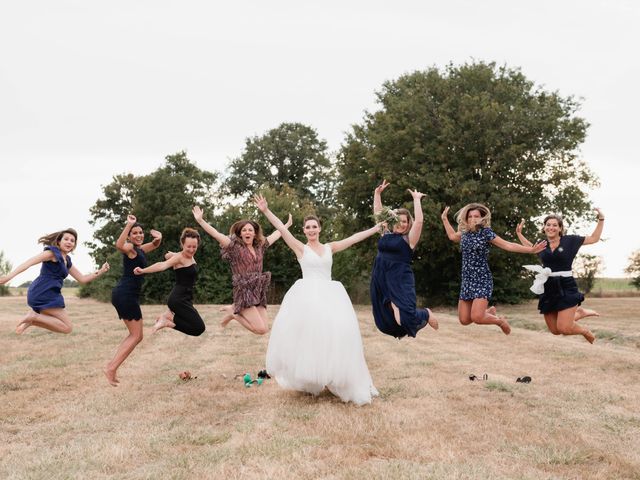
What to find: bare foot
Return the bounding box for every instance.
[497,316,511,335]
[103,367,119,387]
[427,309,439,330]
[486,306,497,316]
[16,311,37,335]
[575,306,599,321]
[153,312,175,333]
[583,330,596,344]
[219,305,235,327]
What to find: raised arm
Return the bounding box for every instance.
[330,225,380,254]
[583,208,605,245]
[254,194,305,258]
[115,215,138,255]
[134,253,182,276]
[490,235,547,254]
[141,229,162,254]
[515,219,533,247]
[407,189,425,249]
[68,262,110,284]
[265,213,293,245]
[373,179,389,215]
[192,206,231,248]
[441,206,462,243]
[0,251,54,285]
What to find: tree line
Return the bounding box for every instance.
[79,61,607,305]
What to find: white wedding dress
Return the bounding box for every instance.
[266,244,378,406]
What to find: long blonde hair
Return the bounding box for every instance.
[455,203,491,233]
[38,228,78,252]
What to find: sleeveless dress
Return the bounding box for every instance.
[111,247,147,320]
[266,244,378,406]
[370,233,429,338]
[27,246,71,313]
[459,227,497,300]
[537,235,585,314]
[221,235,271,314]
[167,264,205,336]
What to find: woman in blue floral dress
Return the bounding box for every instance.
[441,204,546,334]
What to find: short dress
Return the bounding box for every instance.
[370,232,430,339]
[221,235,271,314]
[537,235,585,314]
[167,264,205,336]
[27,246,71,313]
[459,227,497,300]
[111,247,147,320]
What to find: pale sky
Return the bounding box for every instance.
[1,0,638,284]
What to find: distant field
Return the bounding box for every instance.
[591,278,638,297]
[7,287,80,297]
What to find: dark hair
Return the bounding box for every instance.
[541,214,564,237]
[180,228,201,245]
[229,220,265,246]
[38,228,78,252]
[303,215,322,228]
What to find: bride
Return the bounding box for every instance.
[255,194,380,405]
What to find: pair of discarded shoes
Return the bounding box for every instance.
[516,376,532,383]
[469,373,488,381]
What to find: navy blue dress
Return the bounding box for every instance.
[459,227,497,300]
[111,247,147,320]
[370,233,429,339]
[537,235,585,314]
[168,264,205,336]
[27,246,71,313]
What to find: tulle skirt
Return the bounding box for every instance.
[266,278,378,406]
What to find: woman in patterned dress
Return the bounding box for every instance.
[515,211,604,343]
[0,229,109,334]
[441,204,546,334]
[192,206,291,335]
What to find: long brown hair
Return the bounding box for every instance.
[541,214,565,237]
[38,228,78,251]
[229,220,265,246]
[455,203,491,233]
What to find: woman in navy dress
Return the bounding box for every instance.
[516,210,604,343]
[441,204,546,334]
[0,229,109,334]
[104,215,162,386]
[370,180,439,339]
[192,206,291,335]
[133,228,205,337]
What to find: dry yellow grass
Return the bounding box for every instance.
[1,296,639,479]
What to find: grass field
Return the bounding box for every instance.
[1,296,639,479]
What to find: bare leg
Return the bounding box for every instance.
[104,319,144,386]
[426,308,439,330]
[390,302,401,325]
[556,306,595,343]
[219,305,235,327]
[470,298,510,334]
[543,312,560,335]
[486,306,496,316]
[575,306,599,322]
[153,310,175,333]
[17,308,73,334]
[458,300,473,325]
[233,306,269,335]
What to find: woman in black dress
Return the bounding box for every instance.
[517,210,604,343]
[104,215,162,386]
[134,228,205,337]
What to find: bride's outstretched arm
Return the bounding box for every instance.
[254,194,305,258]
[330,225,381,254]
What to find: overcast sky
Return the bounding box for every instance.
[1,0,638,284]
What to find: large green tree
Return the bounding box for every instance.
[625,250,640,290]
[225,122,335,207]
[0,251,12,296]
[337,61,598,304]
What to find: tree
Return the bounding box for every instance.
[337,61,598,304]
[225,123,335,207]
[0,251,11,296]
[82,152,224,303]
[625,250,640,289]
[574,253,603,294]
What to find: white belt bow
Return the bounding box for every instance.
[523,265,572,295]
